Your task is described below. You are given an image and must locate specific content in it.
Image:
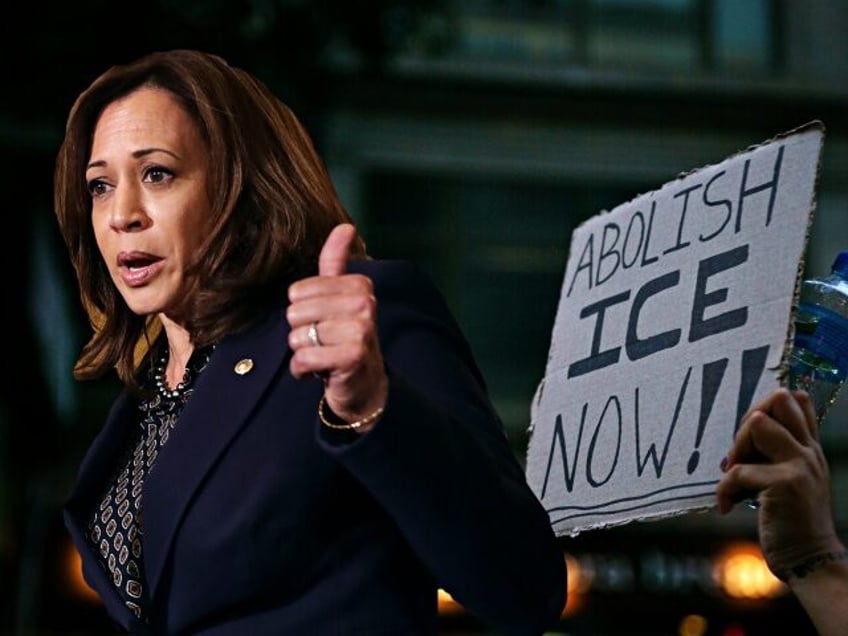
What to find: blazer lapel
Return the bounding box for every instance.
[66,390,138,511]
[64,391,141,629]
[142,308,292,597]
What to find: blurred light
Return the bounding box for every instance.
[678,613,708,636]
[562,552,587,616]
[713,542,785,599]
[63,539,100,604]
[437,588,464,614]
[721,624,747,636]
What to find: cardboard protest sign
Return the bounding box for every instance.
[525,121,825,537]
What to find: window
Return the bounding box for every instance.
[398,0,778,76]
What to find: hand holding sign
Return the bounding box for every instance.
[287,223,388,431]
[716,388,820,516]
[715,388,848,636]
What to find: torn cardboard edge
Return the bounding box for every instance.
[778,121,826,386]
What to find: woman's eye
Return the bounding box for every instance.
[144,166,174,184]
[86,179,109,198]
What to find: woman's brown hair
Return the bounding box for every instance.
[54,49,364,389]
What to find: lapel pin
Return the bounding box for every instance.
[234,358,254,375]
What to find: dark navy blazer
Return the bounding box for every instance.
[64,260,566,635]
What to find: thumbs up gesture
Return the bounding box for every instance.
[287,223,388,431]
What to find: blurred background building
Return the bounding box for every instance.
[2,1,846,634]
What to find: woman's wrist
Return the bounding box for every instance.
[781,549,848,582]
[781,545,848,636]
[318,393,385,433]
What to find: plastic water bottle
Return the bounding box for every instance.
[787,249,848,420]
[747,250,848,509]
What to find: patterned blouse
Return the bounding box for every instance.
[86,346,213,622]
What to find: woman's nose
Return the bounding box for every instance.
[109,185,150,231]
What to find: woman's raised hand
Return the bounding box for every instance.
[287,224,388,430]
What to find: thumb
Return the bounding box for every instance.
[319,223,357,276]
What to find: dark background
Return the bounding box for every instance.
[2,1,846,634]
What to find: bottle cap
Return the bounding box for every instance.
[833,250,848,277]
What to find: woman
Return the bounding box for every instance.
[54,50,566,634]
[717,388,848,636]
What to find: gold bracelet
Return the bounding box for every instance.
[318,394,385,430]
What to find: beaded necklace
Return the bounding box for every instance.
[152,345,213,400]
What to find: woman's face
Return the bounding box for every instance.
[86,86,211,320]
